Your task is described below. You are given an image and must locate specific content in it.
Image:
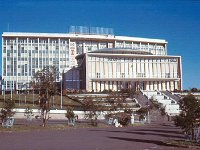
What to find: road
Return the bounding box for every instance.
[0,122,188,150]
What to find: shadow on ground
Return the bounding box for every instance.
[89,127,184,139]
[106,130,184,139]
[135,128,182,134]
[107,136,187,148]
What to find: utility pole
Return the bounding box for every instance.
[10,81,12,101]
[2,79,5,105]
[60,72,63,109]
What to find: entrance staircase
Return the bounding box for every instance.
[133,91,152,107]
[141,90,180,116]
[161,90,181,102]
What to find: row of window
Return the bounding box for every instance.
[4,39,165,51]
[89,57,178,63]
[91,80,178,91]
[4,38,69,44]
[94,72,178,78]
[4,65,68,76]
[4,48,68,54]
[5,57,69,62]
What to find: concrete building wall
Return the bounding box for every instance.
[2,32,170,91]
[84,52,181,92]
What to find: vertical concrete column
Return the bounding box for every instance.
[162,82,166,91]
[98,43,100,49]
[113,81,117,91]
[93,82,96,92]
[110,81,113,91]
[130,81,133,90]
[144,82,146,91]
[116,81,118,91]
[131,42,133,49]
[170,81,174,91]
[123,41,125,48]
[158,81,162,91]
[88,81,92,92]
[114,40,116,48]
[150,81,153,90]
[154,81,157,90]
[121,81,124,90]
[174,81,178,90]
[97,81,100,92]
[166,81,170,91]
[105,81,108,91]
[101,81,105,92]
[165,43,167,55]
[146,81,149,91]
[134,82,137,90]
[160,82,163,91]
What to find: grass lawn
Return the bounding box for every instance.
[166,140,200,149]
[0,94,82,109]
[0,119,111,132]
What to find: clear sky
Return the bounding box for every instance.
[0,0,200,90]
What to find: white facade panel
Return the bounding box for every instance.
[83,53,182,92]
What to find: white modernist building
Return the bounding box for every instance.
[2,26,182,92]
[65,48,182,92]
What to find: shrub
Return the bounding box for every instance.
[118,113,131,126]
[65,107,75,119]
[0,99,15,122]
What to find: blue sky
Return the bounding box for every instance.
[0,0,200,89]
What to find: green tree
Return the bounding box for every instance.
[174,94,200,140]
[65,106,75,120]
[190,88,199,93]
[65,106,75,126]
[33,66,58,127]
[82,97,104,126]
[0,99,15,127]
[106,92,132,126]
[136,107,148,121]
[159,106,167,116]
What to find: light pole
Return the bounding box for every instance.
[1,79,3,95]
[32,81,35,106]
[4,85,5,105]
[23,83,27,105]
[53,96,55,107]
[60,72,63,109]
[2,79,5,105]
[147,90,150,124]
[18,83,21,106]
[10,81,12,101]
[32,86,34,106]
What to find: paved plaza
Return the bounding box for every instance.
[0,121,189,150]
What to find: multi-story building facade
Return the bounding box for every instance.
[2,26,182,92]
[65,49,182,92]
